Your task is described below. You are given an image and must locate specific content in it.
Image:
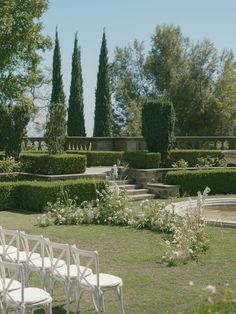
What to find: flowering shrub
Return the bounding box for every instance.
[184,282,236,313]
[162,187,210,266]
[0,157,22,173]
[196,155,227,168]
[172,159,189,169]
[37,185,210,265]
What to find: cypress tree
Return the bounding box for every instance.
[93,30,112,136]
[50,28,65,104]
[67,34,86,136]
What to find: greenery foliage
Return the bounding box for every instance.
[166,169,236,196]
[50,28,65,105]
[45,103,66,154]
[0,179,105,212]
[0,158,22,173]
[168,150,224,167]
[67,150,124,166]
[67,150,161,168]
[93,31,112,136]
[0,104,32,158]
[142,99,175,162]
[110,40,147,136]
[20,153,86,175]
[67,34,86,136]
[124,151,161,169]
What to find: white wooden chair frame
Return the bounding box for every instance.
[0,259,52,314]
[71,246,125,314]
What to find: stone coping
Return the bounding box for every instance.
[166,198,236,228]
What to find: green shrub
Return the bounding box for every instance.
[66,150,124,167]
[0,157,22,173]
[20,153,86,174]
[124,152,161,169]
[142,99,175,163]
[0,179,106,212]
[166,169,236,196]
[167,150,223,167]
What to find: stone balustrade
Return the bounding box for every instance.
[22,136,236,151]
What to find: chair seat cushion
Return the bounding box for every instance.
[4,251,40,263]
[7,287,52,305]
[0,245,17,255]
[29,257,65,269]
[0,278,21,292]
[52,264,92,278]
[81,273,122,289]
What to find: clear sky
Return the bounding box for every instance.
[39,0,236,136]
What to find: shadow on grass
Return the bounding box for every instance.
[2,209,40,215]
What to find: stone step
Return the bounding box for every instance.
[129,193,155,201]
[107,180,132,185]
[126,189,150,195]
[118,184,142,190]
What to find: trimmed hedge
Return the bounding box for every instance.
[167,150,223,167]
[123,152,161,169]
[67,150,161,169]
[66,151,124,167]
[166,169,236,196]
[20,153,86,175]
[0,179,105,212]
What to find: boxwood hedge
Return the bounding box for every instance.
[67,150,161,169]
[166,169,236,196]
[0,179,105,212]
[167,150,223,167]
[20,153,86,175]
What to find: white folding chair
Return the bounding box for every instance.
[0,227,18,260]
[45,239,92,314]
[20,232,66,289]
[70,246,125,314]
[0,259,52,314]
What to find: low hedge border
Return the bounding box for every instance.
[167,150,223,167]
[66,151,124,167]
[166,169,236,196]
[0,179,106,212]
[66,150,161,169]
[20,153,86,175]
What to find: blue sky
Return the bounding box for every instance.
[40,0,236,136]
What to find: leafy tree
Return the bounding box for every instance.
[67,34,86,136]
[214,50,236,134]
[50,28,65,105]
[110,40,147,136]
[0,0,51,157]
[45,103,66,154]
[93,31,112,137]
[0,104,32,158]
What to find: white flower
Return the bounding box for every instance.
[189,281,194,286]
[205,285,216,294]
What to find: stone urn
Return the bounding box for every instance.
[222,151,236,165]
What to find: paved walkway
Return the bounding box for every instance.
[84,166,112,175]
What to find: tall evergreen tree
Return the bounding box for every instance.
[50,28,65,104]
[67,34,86,136]
[93,31,112,136]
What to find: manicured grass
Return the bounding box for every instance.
[1,210,236,313]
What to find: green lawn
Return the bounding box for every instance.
[1,210,236,313]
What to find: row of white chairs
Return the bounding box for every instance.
[0,227,125,313]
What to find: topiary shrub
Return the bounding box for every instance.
[124,151,161,169]
[142,99,175,164]
[0,179,106,212]
[166,169,236,196]
[66,151,124,167]
[20,153,86,174]
[167,150,224,167]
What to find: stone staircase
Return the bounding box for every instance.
[108,179,155,201]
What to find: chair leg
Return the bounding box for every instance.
[66,285,70,314]
[75,288,84,313]
[116,286,125,314]
[47,302,52,314]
